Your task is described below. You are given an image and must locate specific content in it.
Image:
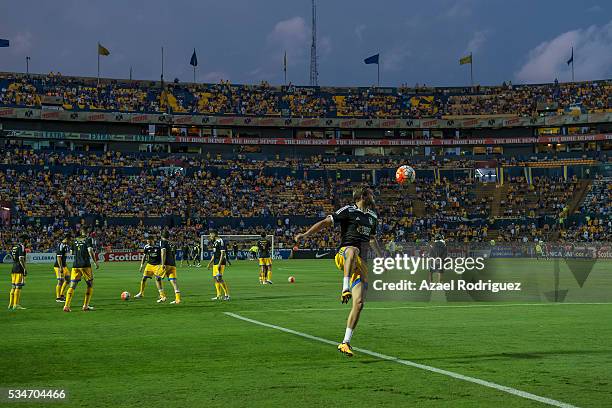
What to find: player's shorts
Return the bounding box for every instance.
[70,267,93,282]
[258,257,272,266]
[335,246,368,289]
[212,264,225,278]
[54,267,70,280]
[143,263,158,278]
[154,265,177,280]
[11,273,25,287]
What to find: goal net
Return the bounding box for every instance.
[200,234,275,261]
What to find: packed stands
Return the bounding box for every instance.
[1,72,610,118]
[1,147,608,254]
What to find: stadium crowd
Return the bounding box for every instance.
[1,72,610,118]
[1,146,609,253]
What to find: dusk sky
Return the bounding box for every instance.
[1,0,611,87]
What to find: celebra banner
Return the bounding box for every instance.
[0,107,611,129]
[26,253,76,264]
[5,129,612,146]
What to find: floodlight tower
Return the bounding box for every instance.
[309,0,319,86]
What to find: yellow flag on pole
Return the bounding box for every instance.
[459,54,472,65]
[98,43,110,56]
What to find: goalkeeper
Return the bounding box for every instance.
[295,185,383,357]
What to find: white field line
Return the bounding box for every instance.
[233,302,612,314]
[225,312,580,408]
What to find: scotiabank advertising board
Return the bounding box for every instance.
[102,252,144,262]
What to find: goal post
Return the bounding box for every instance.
[200,234,275,261]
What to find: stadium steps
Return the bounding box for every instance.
[568,179,592,215]
[404,184,422,217]
[480,183,505,217]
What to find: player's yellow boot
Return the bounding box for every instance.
[337,342,354,357]
[171,291,181,304]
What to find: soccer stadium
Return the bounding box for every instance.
[1,1,611,407]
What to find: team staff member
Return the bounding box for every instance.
[428,233,447,284]
[181,242,191,267]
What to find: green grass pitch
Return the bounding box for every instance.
[2,259,611,407]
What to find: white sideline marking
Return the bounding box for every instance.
[225,312,580,408]
[234,302,612,314]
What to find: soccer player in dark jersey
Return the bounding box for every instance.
[8,234,28,310]
[428,233,448,284]
[191,242,201,267]
[135,238,163,299]
[257,233,273,284]
[156,230,181,304]
[64,227,99,312]
[295,185,383,357]
[54,236,71,302]
[181,242,191,267]
[207,230,230,301]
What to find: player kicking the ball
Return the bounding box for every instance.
[295,185,383,357]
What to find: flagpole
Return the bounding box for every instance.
[97,42,100,86]
[571,47,574,82]
[193,65,196,83]
[470,52,473,87]
[161,46,164,85]
[283,51,287,86]
[377,60,380,87]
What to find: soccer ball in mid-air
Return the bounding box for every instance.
[396,165,416,184]
[288,276,295,283]
[121,291,131,301]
